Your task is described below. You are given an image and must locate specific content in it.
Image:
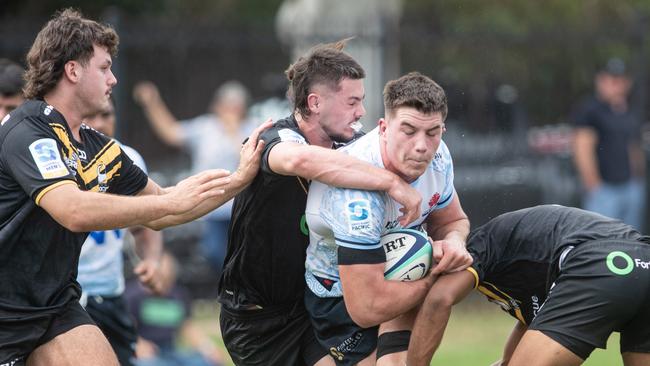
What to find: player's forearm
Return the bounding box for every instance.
[501,321,528,365]
[132,227,163,261]
[348,278,433,328]
[428,215,469,244]
[287,145,401,191]
[407,301,452,366]
[145,171,247,229]
[59,191,173,232]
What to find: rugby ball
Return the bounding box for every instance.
[382,228,432,281]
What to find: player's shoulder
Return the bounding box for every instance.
[261,115,308,145]
[1,100,52,131]
[430,139,452,172]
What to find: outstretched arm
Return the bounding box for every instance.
[407,270,475,366]
[268,142,422,226]
[144,120,271,229]
[133,81,185,148]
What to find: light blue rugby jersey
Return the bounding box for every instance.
[304,127,455,298]
[77,143,147,296]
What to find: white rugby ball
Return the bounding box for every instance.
[382,228,432,281]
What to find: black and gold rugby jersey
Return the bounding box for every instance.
[466,204,647,324]
[0,100,147,315]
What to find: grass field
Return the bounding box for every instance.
[193,292,624,366]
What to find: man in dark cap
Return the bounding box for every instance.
[573,58,645,230]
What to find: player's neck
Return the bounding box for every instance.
[295,112,333,148]
[43,91,83,142]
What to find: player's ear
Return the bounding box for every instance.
[307,93,320,115]
[63,60,82,83]
[378,118,388,135]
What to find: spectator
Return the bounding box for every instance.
[125,252,225,366]
[133,80,256,275]
[573,58,645,229]
[0,58,25,121]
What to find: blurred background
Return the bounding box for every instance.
[3,1,649,364]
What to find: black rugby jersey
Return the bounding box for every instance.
[218,115,312,310]
[466,204,646,324]
[0,100,147,316]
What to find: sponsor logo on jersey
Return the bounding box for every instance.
[43,105,53,116]
[278,128,307,144]
[97,162,108,192]
[29,138,69,179]
[606,250,650,275]
[531,295,541,317]
[347,199,370,231]
[428,193,440,207]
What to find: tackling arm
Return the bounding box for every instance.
[268,142,422,226]
[406,270,475,366]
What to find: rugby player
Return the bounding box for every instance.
[217,40,424,366]
[303,72,471,365]
[0,9,268,365]
[407,204,650,366]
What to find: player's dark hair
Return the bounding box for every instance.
[0,59,25,97]
[383,72,448,120]
[285,38,365,118]
[24,8,119,99]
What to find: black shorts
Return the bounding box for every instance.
[304,289,378,366]
[530,240,650,359]
[219,300,326,366]
[0,300,95,366]
[85,295,137,366]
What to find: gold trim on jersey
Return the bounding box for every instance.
[477,281,527,325]
[50,123,122,191]
[35,180,77,205]
[466,267,479,289]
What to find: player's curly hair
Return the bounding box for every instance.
[285,38,365,118]
[383,72,448,120]
[23,8,119,99]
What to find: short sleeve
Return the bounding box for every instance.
[320,187,386,251]
[1,124,76,202]
[434,140,455,209]
[107,147,148,196]
[260,126,308,174]
[467,227,489,288]
[572,98,595,128]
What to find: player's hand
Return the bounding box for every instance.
[133,81,161,106]
[388,180,422,227]
[134,259,163,294]
[166,169,231,214]
[234,119,272,184]
[430,237,472,275]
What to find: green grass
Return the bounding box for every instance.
[435,293,623,365]
[192,293,625,366]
